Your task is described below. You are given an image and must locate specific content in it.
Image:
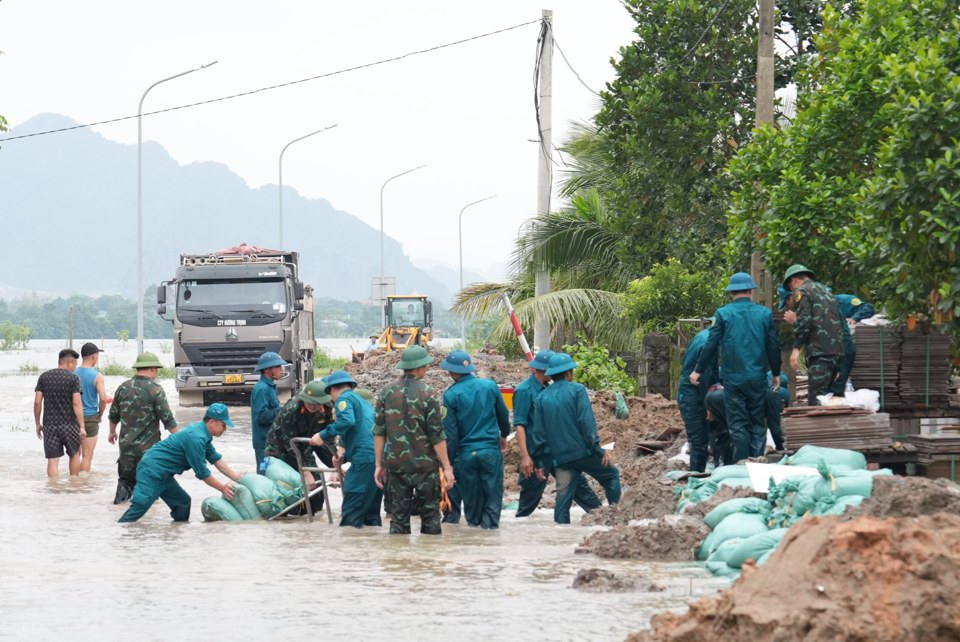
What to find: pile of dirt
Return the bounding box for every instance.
[572,568,665,593]
[575,515,709,561]
[847,475,960,519]
[629,513,960,641]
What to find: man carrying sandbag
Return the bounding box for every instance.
[309,370,382,528]
[118,403,242,523]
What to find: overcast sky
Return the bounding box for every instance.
[0,1,636,281]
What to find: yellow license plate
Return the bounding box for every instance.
[224,374,243,384]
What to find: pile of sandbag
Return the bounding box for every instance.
[678,445,892,578]
[201,457,304,522]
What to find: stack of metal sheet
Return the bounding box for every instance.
[904,431,960,480]
[850,325,901,410]
[782,406,892,451]
[898,326,953,409]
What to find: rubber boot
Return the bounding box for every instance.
[113,479,133,505]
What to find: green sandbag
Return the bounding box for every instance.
[785,445,866,470]
[756,549,775,566]
[811,494,865,517]
[710,465,750,481]
[201,496,244,522]
[238,474,286,518]
[704,560,742,578]
[227,483,261,520]
[706,538,744,566]
[698,512,769,560]
[704,498,771,530]
[614,391,630,419]
[727,528,790,568]
[813,464,892,501]
[663,470,690,482]
[263,456,305,506]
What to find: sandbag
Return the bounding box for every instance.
[710,465,750,481]
[704,560,742,578]
[614,392,629,419]
[238,474,286,518]
[727,528,790,568]
[663,470,690,482]
[263,456,305,506]
[226,484,261,520]
[756,549,775,566]
[785,445,866,470]
[717,477,755,490]
[698,512,769,560]
[810,494,866,517]
[201,496,244,522]
[704,498,770,530]
[706,538,745,564]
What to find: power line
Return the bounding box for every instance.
[0,19,541,144]
[552,36,601,97]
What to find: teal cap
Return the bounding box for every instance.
[206,402,234,427]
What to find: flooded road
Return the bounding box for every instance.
[0,341,727,641]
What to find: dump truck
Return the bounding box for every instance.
[376,294,433,351]
[157,244,315,407]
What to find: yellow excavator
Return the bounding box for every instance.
[377,294,433,352]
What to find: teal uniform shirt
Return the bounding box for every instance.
[442,374,510,454]
[534,379,604,466]
[835,294,876,321]
[319,389,376,465]
[696,298,781,383]
[679,328,717,401]
[513,374,548,459]
[139,421,222,480]
[768,370,791,406]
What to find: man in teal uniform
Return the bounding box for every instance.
[514,350,600,517]
[440,350,510,529]
[251,351,286,471]
[310,370,382,528]
[678,323,717,472]
[692,273,781,461]
[781,265,845,405]
[118,403,242,523]
[536,353,621,524]
[374,346,456,535]
[830,294,875,395]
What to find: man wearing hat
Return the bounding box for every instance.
[535,353,621,524]
[439,350,510,529]
[264,380,336,513]
[513,350,601,517]
[828,293,875,395]
[373,346,456,535]
[108,352,178,503]
[76,343,107,472]
[118,403,242,523]
[678,324,718,472]
[251,352,287,471]
[365,335,380,353]
[309,370,382,528]
[781,264,844,404]
[691,273,781,461]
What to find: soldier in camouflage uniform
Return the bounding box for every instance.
[373,346,456,535]
[264,380,335,512]
[782,264,845,405]
[107,352,178,504]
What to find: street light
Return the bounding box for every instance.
[278,125,338,248]
[458,195,497,347]
[379,164,427,283]
[137,60,218,355]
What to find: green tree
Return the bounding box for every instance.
[620,258,725,338]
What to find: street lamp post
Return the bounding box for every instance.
[378,165,426,326]
[137,61,218,355]
[458,195,497,347]
[278,125,338,248]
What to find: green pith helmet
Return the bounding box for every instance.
[298,380,332,405]
[782,264,815,289]
[132,352,163,369]
[397,345,432,370]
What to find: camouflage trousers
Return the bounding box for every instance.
[807,355,841,405]
[385,469,441,535]
[118,444,153,485]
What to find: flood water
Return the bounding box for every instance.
[0,341,727,641]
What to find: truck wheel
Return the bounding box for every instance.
[178,390,204,407]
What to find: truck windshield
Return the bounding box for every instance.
[390,299,424,327]
[178,279,287,318]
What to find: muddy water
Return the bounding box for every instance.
[0,342,727,641]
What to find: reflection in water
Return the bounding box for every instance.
[0,368,728,641]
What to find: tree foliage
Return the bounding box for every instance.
[563,339,638,395]
[620,258,725,337]
[727,0,960,323]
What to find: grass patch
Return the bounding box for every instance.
[17,361,41,375]
[313,348,348,376]
[101,362,175,379]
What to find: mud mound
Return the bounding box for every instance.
[581,450,686,526]
[677,485,768,522]
[631,513,960,642]
[572,568,665,593]
[576,515,708,561]
[847,475,960,519]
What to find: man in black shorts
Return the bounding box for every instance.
[34,348,86,477]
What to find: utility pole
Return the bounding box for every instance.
[533,8,553,353]
[69,305,75,350]
[753,0,776,307]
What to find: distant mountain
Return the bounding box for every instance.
[417,262,496,298]
[0,114,452,305]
